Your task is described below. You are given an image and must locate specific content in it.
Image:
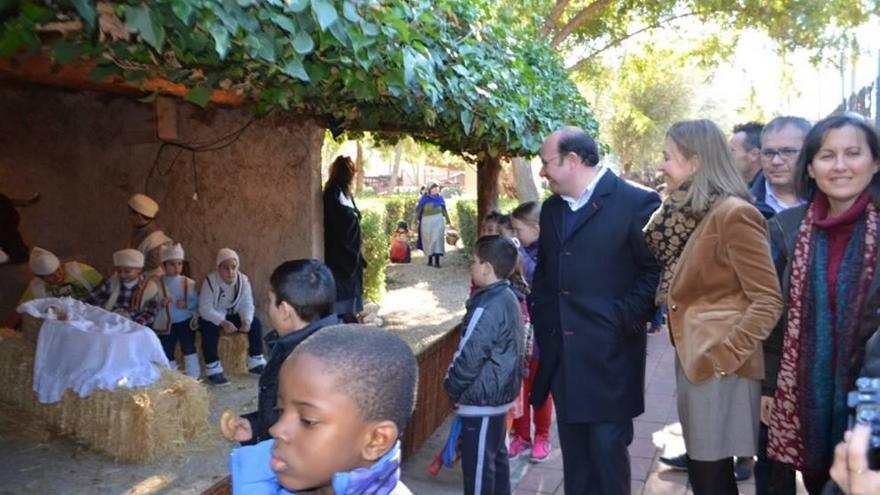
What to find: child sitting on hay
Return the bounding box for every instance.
[389,222,411,264]
[221,259,339,445]
[198,248,266,386]
[82,248,161,327]
[228,324,416,495]
[154,243,200,379]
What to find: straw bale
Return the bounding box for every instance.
[0,337,209,463]
[174,331,249,376]
[20,314,42,344]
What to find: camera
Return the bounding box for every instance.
[847,377,880,469]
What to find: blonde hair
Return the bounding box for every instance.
[511,201,540,226]
[666,119,751,211]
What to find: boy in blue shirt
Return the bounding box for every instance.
[155,243,200,378]
[228,324,417,495]
[445,235,525,495]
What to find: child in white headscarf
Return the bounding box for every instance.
[83,248,161,327]
[198,248,266,386]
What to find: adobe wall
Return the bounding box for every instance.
[0,85,324,325]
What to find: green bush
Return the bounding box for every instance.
[455,200,478,256]
[360,210,387,304]
[384,196,420,235]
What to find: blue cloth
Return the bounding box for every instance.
[163,275,197,324]
[441,416,462,467]
[229,439,403,495]
[229,439,294,495]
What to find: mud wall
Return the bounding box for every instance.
[0,85,324,325]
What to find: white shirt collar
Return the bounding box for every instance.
[561,166,608,212]
[764,182,805,213]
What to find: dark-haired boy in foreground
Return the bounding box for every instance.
[229,324,417,495]
[445,235,525,495]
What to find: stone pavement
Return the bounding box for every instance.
[401,328,808,494]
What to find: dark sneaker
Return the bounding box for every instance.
[206,372,230,386]
[734,457,755,481]
[248,364,265,375]
[659,453,689,471]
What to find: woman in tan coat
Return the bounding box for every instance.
[645,119,783,494]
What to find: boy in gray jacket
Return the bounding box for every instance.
[445,235,525,495]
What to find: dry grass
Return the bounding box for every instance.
[0,333,210,463]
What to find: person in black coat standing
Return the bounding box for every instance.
[529,127,661,495]
[323,156,366,323]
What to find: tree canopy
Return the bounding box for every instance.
[0,0,598,159]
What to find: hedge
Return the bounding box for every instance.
[360,210,387,303]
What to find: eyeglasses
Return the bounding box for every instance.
[540,155,561,167]
[761,147,800,160]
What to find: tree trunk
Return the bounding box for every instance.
[511,156,539,203]
[391,140,403,186]
[355,141,365,194]
[477,155,501,230]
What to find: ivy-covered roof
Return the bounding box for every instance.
[0,0,598,158]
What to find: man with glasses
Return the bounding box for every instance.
[752,116,811,218]
[529,126,661,494]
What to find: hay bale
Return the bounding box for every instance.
[0,337,209,463]
[20,313,42,344]
[174,331,249,377]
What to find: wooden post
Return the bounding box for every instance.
[477,155,501,230]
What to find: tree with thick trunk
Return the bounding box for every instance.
[511,157,540,203]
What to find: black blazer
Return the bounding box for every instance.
[323,185,366,302]
[528,171,661,422]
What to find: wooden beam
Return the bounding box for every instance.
[0,54,244,106]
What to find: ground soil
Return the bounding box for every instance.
[0,246,470,494]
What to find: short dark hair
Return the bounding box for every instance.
[483,210,512,230]
[794,113,880,204]
[556,126,600,167]
[475,235,518,280]
[288,324,418,434]
[761,116,811,145]
[732,121,764,151]
[269,259,336,322]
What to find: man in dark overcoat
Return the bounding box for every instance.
[529,126,661,494]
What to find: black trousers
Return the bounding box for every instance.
[157,320,197,361]
[199,314,264,364]
[556,419,634,495]
[755,424,796,495]
[460,413,510,495]
[689,458,738,495]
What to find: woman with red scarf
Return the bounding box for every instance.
[767,114,880,494]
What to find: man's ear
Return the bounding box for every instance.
[748,147,761,162]
[361,420,399,462]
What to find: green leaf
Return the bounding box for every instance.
[254,32,277,62]
[185,85,212,108]
[126,4,166,51]
[342,1,361,23]
[360,22,379,36]
[460,110,473,135]
[285,0,309,13]
[311,0,338,31]
[171,2,193,25]
[209,24,230,59]
[282,58,310,82]
[138,90,159,103]
[0,25,23,58]
[51,42,83,63]
[292,31,314,55]
[271,13,297,34]
[89,63,122,82]
[21,2,53,22]
[71,0,97,29]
